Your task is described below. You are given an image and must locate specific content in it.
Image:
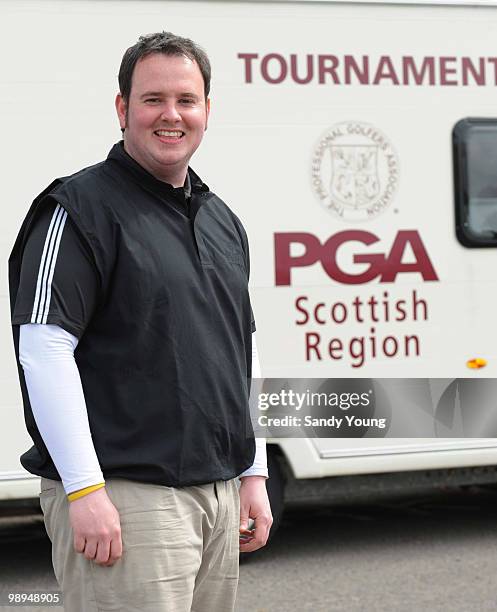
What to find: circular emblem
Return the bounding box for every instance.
[311,121,399,222]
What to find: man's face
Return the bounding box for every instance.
[115,53,210,186]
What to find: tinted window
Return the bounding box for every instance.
[453,118,497,247]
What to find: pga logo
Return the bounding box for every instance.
[274,230,438,286]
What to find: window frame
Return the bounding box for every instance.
[453,117,497,249]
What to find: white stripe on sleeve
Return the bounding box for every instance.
[31,204,68,324]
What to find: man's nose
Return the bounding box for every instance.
[160,102,181,123]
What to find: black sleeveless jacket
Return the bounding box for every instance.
[9,142,255,486]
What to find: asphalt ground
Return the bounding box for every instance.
[1,486,497,611]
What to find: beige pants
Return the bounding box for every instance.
[40,477,240,612]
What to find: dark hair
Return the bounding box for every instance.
[118,31,211,101]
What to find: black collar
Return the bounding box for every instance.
[106,141,209,202]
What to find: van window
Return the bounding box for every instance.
[453,118,497,247]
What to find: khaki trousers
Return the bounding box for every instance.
[40,477,240,612]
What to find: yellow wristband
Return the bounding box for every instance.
[67,483,105,502]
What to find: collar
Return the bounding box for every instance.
[106,141,209,200]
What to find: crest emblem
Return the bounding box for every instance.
[312,122,399,222]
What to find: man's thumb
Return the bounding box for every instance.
[239,511,249,531]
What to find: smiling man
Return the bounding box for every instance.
[9,32,271,612]
[117,51,209,186]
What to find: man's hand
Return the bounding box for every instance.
[69,487,122,566]
[238,476,273,553]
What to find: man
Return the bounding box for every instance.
[9,32,272,612]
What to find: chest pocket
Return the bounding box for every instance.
[193,201,247,274]
[217,245,245,267]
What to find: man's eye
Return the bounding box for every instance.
[145,98,160,104]
[179,98,195,104]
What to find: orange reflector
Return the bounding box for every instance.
[466,358,487,369]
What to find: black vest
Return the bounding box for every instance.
[9,143,256,486]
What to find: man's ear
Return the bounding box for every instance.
[115,93,127,130]
[205,97,211,131]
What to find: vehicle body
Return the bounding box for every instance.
[2,0,497,526]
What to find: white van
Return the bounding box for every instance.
[3,0,497,531]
